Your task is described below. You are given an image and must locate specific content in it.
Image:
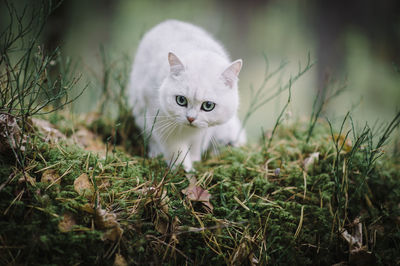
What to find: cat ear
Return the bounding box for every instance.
[168,52,185,76]
[221,59,242,88]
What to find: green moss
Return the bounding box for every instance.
[0,116,399,265]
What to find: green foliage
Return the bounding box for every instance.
[1,113,399,265]
[0,0,85,171]
[0,0,84,118]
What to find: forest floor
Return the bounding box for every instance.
[1,110,399,265]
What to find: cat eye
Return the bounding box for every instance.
[176,95,187,107]
[201,101,215,112]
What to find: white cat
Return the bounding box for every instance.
[128,20,246,171]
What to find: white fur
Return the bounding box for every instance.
[128,20,246,171]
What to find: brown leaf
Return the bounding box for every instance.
[18,173,36,187]
[150,189,170,235]
[58,212,76,232]
[103,226,123,242]
[181,177,213,211]
[73,128,106,156]
[32,118,66,143]
[113,254,128,266]
[341,217,362,249]
[231,241,251,264]
[249,252,259,266]
[41,169,60,184]
[95,208,118,229]
[138,186,170,213]
[0,113,25,154]
[155,215,169,235]
[95,207,123,241]
[341,217,375,265]
[74,173,94,198]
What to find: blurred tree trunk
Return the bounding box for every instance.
[43,1,70,52]
[44,0,117,51]
[43,0,117,108]
[309,0,400,105]
[218,0,269,54]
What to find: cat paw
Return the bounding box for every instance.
[176,157,194,172]
[183,162,194,172]
[167,159,194,172]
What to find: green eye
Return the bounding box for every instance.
[176,95,187,107]
[201,101,215,112]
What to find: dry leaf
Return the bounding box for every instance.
[96,208,118,228]
[140,188,170,235]
[249,252,259,266]
[154,191,170,234]
[58,212,76,232]
[0,113,25,154]
[95,207,123,241]
[138,186,170,213]
[73,128,106,156]
[303,152,319,171]
[231,241,251,265]
[155,214,169,235]
[32,118,66,143]
[181,176,213,211]
[341,229,361,249]
[341,217,362,249]
[103,226,123,242]
[113,254,128,266]
[41,169,60,184]
[74,173,94,198]
[18,173,36,187]
[341,217,375,265]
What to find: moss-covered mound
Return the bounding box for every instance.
[0,114,399,265]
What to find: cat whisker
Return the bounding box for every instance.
[152,120,178,133]
[158,120,178,144]
[164,122,179,142]
[140,118,175,133]
[145,113,179,118]
[138,120,171,138]
[145,115,178,119]
[210,136,220,156]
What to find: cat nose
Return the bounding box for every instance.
[187,116,195,123]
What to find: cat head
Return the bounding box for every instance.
[159,52,242,128]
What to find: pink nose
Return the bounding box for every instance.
[187,116,195,123]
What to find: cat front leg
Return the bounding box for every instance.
[148,137,162,157]
[181,155,193,172]
[212,116,246,147]
[163,143,193,172]
[189,139,202,163]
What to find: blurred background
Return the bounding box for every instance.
[4,0,400,141]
